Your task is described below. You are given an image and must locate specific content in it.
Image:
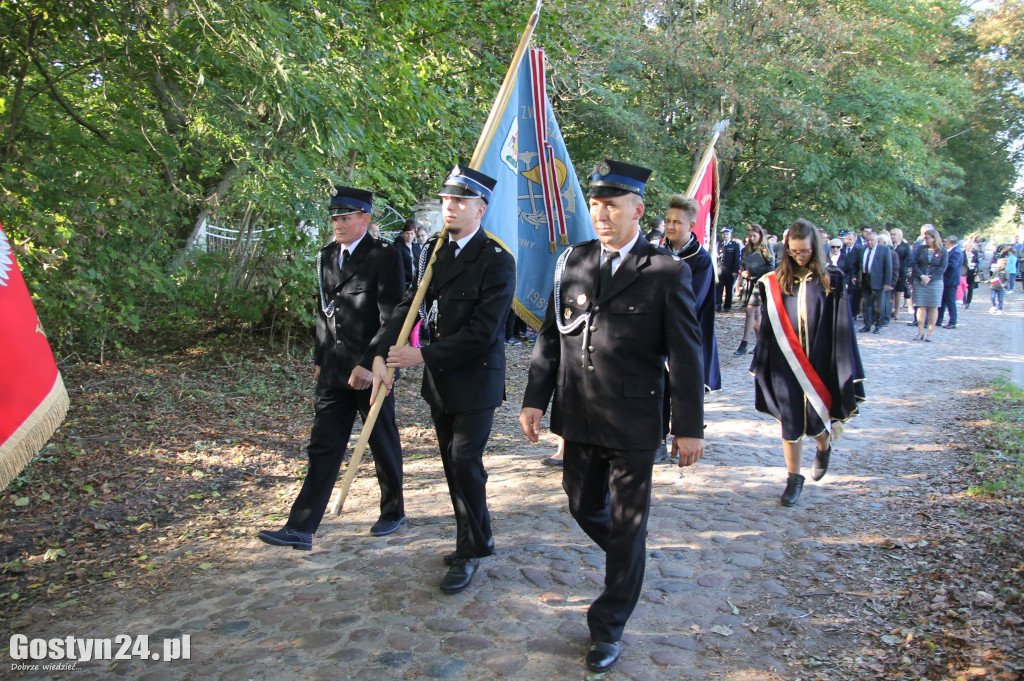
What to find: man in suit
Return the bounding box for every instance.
[855,223,872,249]
[937,235,964,328]
[258,185,407,551]
[372,164,515,595]
[644,217,665,246]
[841,229,864,318]
[519,159,705,673]
[857,231,893,334]
[716,227,740,311]
[393,219,423,288]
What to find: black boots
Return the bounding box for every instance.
[734,340,748,356]
[781,472,805,507]
[812,446,831,481]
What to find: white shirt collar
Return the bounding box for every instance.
[604,229,641,259]
[339,233,366,262]
[449,227,479,254]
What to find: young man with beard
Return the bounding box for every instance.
[372,165,515,595]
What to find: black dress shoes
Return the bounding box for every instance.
[257,526,312,550]
[369,515,407,537]
[780,472,805,507]
[586,641,621,672]
[440,557,479,593]
[872,326,881,334]
[859,325,871,333]
[812,445,831,481]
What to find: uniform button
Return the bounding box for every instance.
[593,305,600,312]
[588,346,595,352]
[629,305,635,311]
[590,325,597,332]
[483,362,488,366]
[650,390,655,395]
[587,366,595,373]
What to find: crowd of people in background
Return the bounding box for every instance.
[713,220,1021,338]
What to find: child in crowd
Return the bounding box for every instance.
[990,257,1008,314]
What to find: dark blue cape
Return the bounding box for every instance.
[673,235,721,392]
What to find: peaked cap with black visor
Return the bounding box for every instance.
[328,185,373,217]
[586,159,653,199]
[437,164,497,204]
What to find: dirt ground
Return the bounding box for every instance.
[1,298,1022,680]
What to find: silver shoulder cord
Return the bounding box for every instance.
[316,249,335,317]
[553,245,591,367]
[417,240,438,326]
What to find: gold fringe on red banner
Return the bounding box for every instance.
[0,374,69,489]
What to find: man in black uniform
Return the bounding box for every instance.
[716,227,740,311]
[519,160,705,673]
[258,186,407,551]
[372,165,515,594]
[393,219,423,288]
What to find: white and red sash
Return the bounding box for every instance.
[762,272,833,436]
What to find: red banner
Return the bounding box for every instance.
[0,223,68,488]
[688,150,719,257]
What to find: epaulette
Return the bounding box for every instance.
[484,236,512,256]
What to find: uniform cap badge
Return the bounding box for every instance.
[576,293,587,306]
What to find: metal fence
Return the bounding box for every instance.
[189,205,407,254]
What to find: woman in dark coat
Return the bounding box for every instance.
[751,218,865,507]
[891,228,912,320]
[733,223,775,355]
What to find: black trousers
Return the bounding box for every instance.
[431,406,495,559]
[716,273,735,310]
[287,382,404,533]
[964,272,977,307]
[563,440,655,644]
[848,280,862,318]
[938,282,958,325]
[861,283,887,328]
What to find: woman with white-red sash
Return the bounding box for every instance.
[750,218,866,507]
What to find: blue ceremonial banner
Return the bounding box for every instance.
[478,48,594,329]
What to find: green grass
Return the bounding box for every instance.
[968,378,1024,499]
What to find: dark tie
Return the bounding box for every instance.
[341,248,350,270]
[598,250,618,296]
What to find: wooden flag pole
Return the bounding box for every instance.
[329,2,545,516]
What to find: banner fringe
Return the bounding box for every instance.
[549,241,557,254]
[560,233,568,245]
[512,297,543,331]
[0,374,69,489]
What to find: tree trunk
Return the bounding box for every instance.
[172,161,248,268]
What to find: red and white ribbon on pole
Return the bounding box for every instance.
[762,272,833,436]
[529,48,569,251]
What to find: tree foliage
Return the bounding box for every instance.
[1,0,1020,359]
